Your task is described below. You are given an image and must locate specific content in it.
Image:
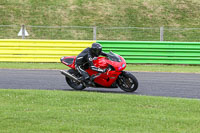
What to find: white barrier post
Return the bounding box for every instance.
[160,26,164,41]
[93,26,97,40]
[18,25,29,39]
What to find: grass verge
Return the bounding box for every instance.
[0,62,200,73]
[1,0,200,41]
[0,89,200,133]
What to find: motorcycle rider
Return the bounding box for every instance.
[75,43,108,86]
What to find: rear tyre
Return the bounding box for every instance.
[65,69,86,90]
[117,71,138,92]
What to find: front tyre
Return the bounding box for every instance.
[117,71,138,92]
[65,69,86,90]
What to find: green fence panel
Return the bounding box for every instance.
[97,41,200,64]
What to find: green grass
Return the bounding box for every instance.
[0,0,200,41]
[1,62,200,73]
[1,0,200,27]
[125,64,200,73]
[0,89,200,133]
[0,62,64,70]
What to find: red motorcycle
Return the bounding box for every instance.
[60,51,138,92]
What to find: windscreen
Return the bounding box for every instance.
[107,51,121,62]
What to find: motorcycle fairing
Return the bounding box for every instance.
[61,56,76,69]
[88,70,121,87]
[86,54,126,87]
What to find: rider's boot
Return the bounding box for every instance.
[79,76,94,87]
[84,79,94,87]
[90,73,101,81]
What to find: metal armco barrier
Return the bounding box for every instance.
[1,39,200,64]
[0,39,94,62]
[98,41,200,64]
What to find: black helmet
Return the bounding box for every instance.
[91,43,102,57]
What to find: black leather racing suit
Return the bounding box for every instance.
[75,47,107,81]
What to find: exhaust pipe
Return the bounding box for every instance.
[60,70,81,83]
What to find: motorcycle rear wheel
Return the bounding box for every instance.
[65,69,86,90]
[117,71,138,92]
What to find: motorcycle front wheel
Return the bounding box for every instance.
[65,69,86,90]
[117,71,138,92]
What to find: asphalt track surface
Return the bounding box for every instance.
[1,69,200,99]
